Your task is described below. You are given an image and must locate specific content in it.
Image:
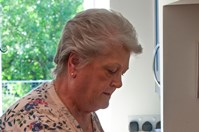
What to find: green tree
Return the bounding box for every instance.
[0,0,83,112]
[0,0,83,80]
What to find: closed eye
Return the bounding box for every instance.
[107,66,120,75]
[108,69,117,74]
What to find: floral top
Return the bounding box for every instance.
[0,81,104,132]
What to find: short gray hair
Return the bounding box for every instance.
[53,8,142,77]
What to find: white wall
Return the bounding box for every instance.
[97,0,160,132]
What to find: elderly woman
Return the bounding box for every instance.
[0,9,142,132]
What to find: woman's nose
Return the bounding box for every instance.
[110,75,122,88]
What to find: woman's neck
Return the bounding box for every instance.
[54,77,94,132]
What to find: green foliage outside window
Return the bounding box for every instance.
[0,0,83,112]
[1,0,83,80]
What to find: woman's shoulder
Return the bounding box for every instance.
[0,82,72,131]
[0,82,54,128]
[6,81,54,111]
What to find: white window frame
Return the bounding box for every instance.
[83,0,110,9]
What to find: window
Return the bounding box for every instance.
[0,0,83,115]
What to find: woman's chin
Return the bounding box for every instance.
[98,102,109,110]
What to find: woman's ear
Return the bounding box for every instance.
[68,52,80,66]
[67,52,80,77]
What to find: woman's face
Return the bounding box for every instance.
[72,45,130,112]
